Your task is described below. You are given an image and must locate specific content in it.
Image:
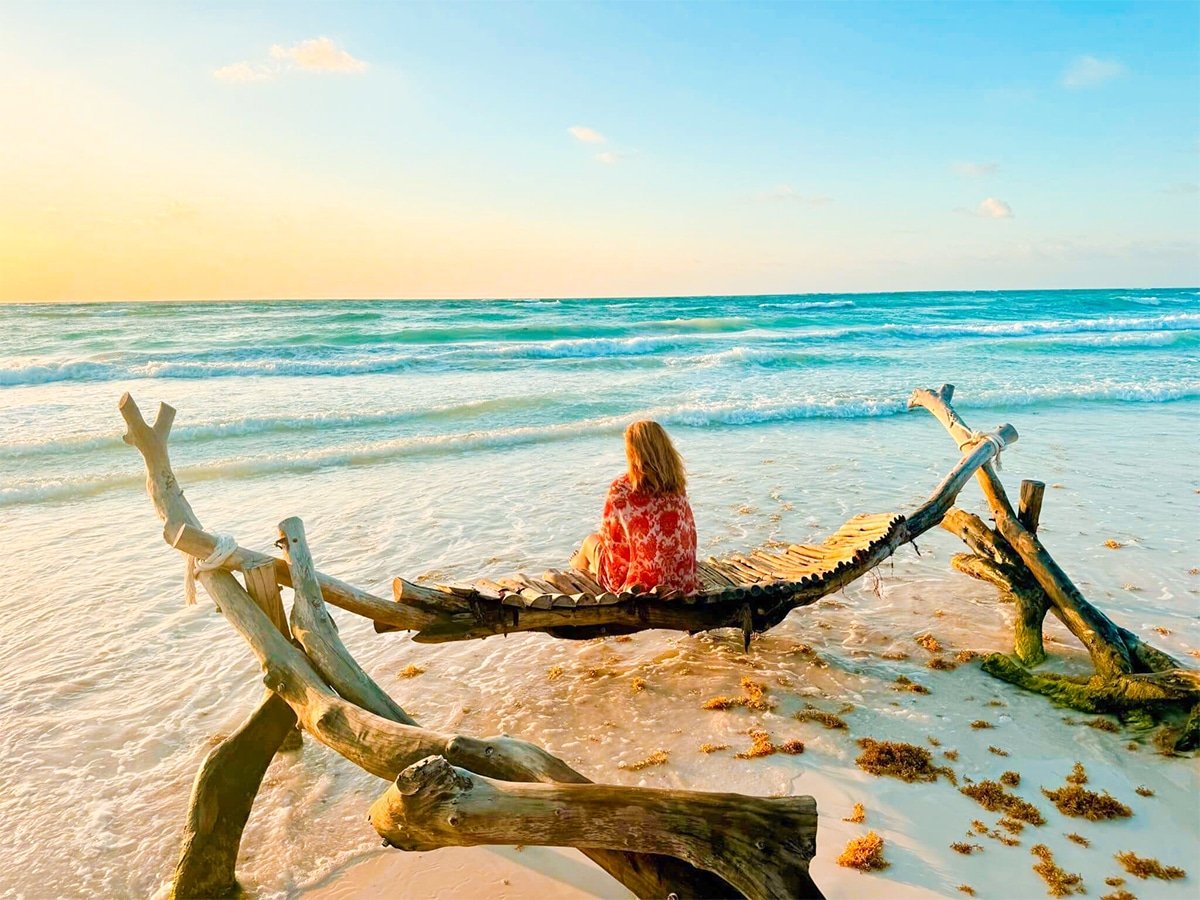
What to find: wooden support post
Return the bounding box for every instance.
[371,755,823,900]
[1018,480,1045,534]
[245,563,289,635]
[244,562,303,751]
[168,694,298,899]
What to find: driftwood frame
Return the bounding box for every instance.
[118,383,1196,899]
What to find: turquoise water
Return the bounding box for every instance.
[1,289,1198,898]
[2,288,1198,507]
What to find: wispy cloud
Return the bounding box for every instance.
[756,184,833,205]
[270,37,367,73]
[952,161,999,178]
[1062,55,1126,89]
[568,125,606,144]
[214,37,367,83]
[213,61,276,83]
[595,150,622,165]
[973,197,1014,219]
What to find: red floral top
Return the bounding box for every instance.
[596,474,699,594]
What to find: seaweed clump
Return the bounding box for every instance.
[951,842,983,855]
[843,802,865,823]
[1031,844,1085,897]
[855,738,954,783]
[735,729,804,759]
[698,742,728,754]
[794,707,849,729]
[397,664,426,678]
[619,749,669,771]
[1000,770,1021,786]
[1113,851,1186,880]
[1041,785,1132,821]
[959,780,1046,825]
[1066,762,1088,785]
[1065,833,1090,847]
[916,633,944,653]
[1100,890,1135,900]
[893,675,930,694]
[836,831,889,871]
[702,677,777,712]
[1134,785,1154,797]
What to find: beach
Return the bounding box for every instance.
[1,289,1197,898]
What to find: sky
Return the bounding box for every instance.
[1,0,1197,302]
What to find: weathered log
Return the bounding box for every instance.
[168,693,298,899]
[371,755,822,900]
[120,393,752,900]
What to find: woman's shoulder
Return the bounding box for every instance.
[608,473,631,493]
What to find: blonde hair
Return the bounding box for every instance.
[624,420,687,495]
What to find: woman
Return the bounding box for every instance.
[570,420,699,594]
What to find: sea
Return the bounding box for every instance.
[2,288,1198,898]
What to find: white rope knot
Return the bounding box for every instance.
[184,534,238,606]
[957,429,1005,470]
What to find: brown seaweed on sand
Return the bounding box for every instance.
[951,842,983,855]
[970,719,994,729]
[916,633,944,653]
[1000,770,1020,786]
[957,887,976,896]
[1100,890,1135,900]
[855,738,954,783]
[959,780,1045,825]
[836,832,889,871]
[1086,718,1120,733]
[998,816,1024,833]
[735,729,804,759]
[618,749,669,771]
[1133,785,1153,797]
[1065,833,1090,847]
[843,802,865,823]
[1065,762,1088,785]
[989,746,1009,756]
[893,675,930,694]
[1031,844,1085,897]
[698,742,728,754]
[1041,785,1131,821]
[702,677,777,712]
[1113,851,1187,880]
[794,707,849,729]
[397,664,426,678]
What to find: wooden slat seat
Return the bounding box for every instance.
[387,511,907,642]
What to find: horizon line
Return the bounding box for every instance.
[3,284,1197,306]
